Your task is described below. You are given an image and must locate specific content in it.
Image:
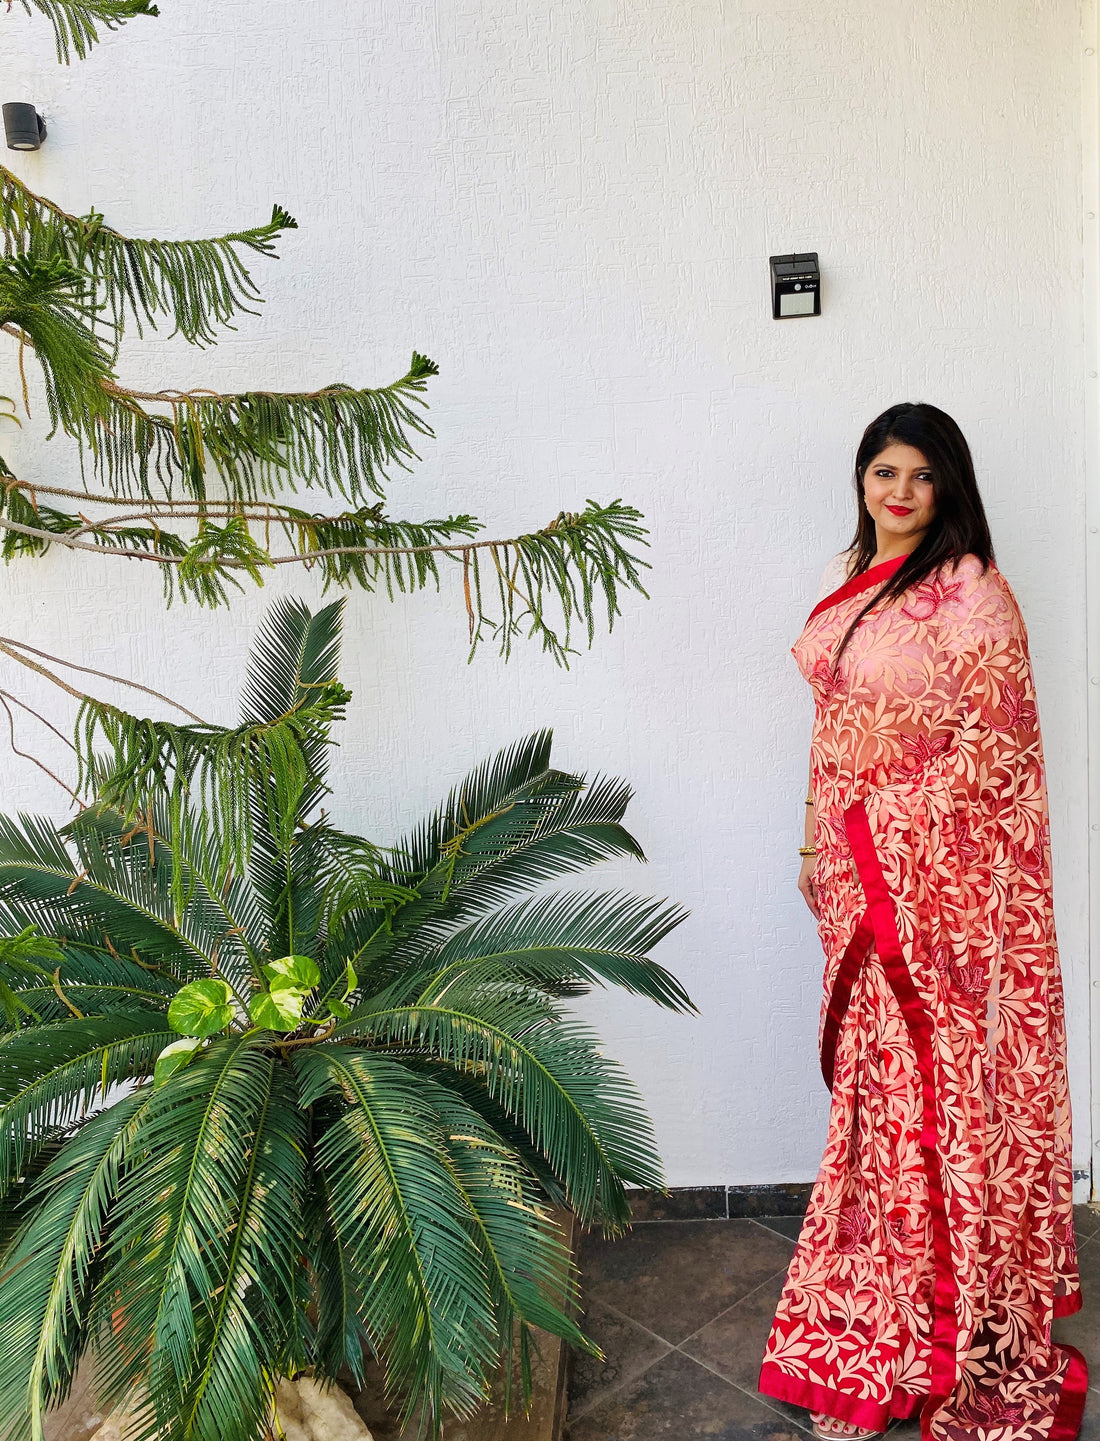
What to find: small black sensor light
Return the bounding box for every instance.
[3,103,47,152]
[769,252,820,318]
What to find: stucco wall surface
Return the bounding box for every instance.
[2,0,1089,1187]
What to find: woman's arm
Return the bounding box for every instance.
[798,759,820,919]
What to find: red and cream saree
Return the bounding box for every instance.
[758,554,1086,1441]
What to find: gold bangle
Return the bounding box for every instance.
[798,845,817,857]
[804,797,815,806]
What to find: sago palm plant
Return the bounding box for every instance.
[0,597,691,1441]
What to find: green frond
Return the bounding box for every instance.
[2,168,292,340]
[337,997,665,1232]
[424,1080,591,1357]
[172,1061,307,1441]
[0,808,249,991]
[239,595,344,731]
[0,1127,68,1264]
[0,1013,172,1191]
[75,681,348,875]
[294,1048,499,1433]
[397,732,559,879]
[0,1090,151,1441]
[0,255,117,439]
[75,356,437,505]
[305,1164,373,1384]
[8,0,157,63]
[174,519,272,606]
[332,739,654,989]
[408,890,692,1011]
[4,981,172,1026]
[460,500,650,663]
[291,508,480,595]
[396,1059,572,1215]
[0,485,81,559]
[91,1039,275,1426]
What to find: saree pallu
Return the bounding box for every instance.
[758,554,1086,1441]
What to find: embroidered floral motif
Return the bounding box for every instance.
[835,1203,870,1253]
[1011,841,1045,878]
[954,1389,1025,1427]
[950,816,982,865]
[809,659,844,704]
[900,574,965,621]
[890,731,952,780]
[950,960,986,1002]
[981,681,1038,734]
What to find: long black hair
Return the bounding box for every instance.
[833,402,994,665]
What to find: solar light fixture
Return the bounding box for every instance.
[770,252,820,318]
[3,103,47,152]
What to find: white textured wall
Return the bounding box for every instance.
[3,0,1089,1188]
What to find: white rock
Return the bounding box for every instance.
[275,1376,374,1441]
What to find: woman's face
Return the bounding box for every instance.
[861,443,936,550]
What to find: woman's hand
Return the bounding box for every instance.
[798,855,820,919]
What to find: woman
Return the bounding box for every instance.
[757,404,1086,1441]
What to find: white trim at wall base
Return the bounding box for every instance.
[1082,0,1100,1205]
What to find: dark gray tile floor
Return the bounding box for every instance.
[565,1206,1100,1441]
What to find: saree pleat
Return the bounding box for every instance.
[758,555,1086,1441]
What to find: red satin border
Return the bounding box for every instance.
[820,909,873,1090]
[1050,1345,1089,1441]
[806,554,906,626]
[757,1363,895,1433]
[843,798,960,1441]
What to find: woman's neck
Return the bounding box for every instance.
[870,537,924,566]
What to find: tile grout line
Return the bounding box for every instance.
[675,1259,795,1348]
[568,1295,815,1435]
[669,1345,817,1435]
[570,1270,802,1427]
[565,1300,674,1423]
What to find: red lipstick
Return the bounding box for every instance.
[885,505,912,516]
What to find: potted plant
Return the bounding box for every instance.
[0,597,691,1441]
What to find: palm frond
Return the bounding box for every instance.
[0,811,235,983]
[305,1161,373,1385]
[330,735,574,973]
[424,1081,590,1355]
[239,596,344,837]
[338,997,664,1232]
[294,1048,499,1432]
[173,1060,307,1441]
[0,1090,151,1441]
[331,742,654,991]
[91,1039,272,1426]
[435,771,647,913]
[407,890,692,1011]
[239,596,344,731]
[0,1013,171,1191]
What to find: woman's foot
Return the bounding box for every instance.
[809,1412,880,1440]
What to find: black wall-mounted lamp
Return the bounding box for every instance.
[769,253,820,318]
[3,103,47,152]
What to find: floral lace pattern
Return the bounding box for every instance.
[758,556,1085,1441]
